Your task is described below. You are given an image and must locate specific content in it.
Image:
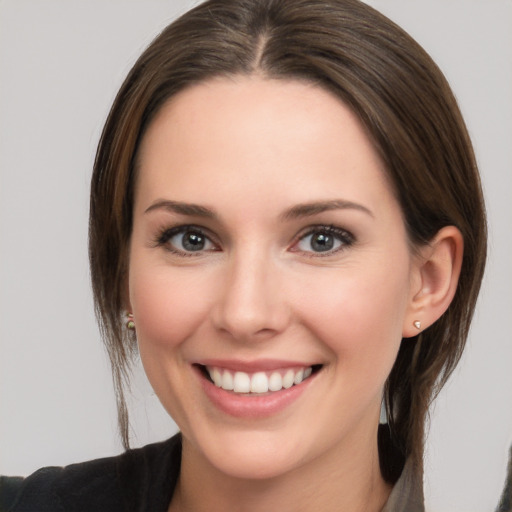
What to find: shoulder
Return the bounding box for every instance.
[0,434,182,512]
[0,457,121,512]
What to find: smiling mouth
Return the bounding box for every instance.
[197,364,323,395]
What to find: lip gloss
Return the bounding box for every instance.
[196,366,317,418]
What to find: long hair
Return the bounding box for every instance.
[89,0,486,481]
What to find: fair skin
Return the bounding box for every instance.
[128,76,462,512]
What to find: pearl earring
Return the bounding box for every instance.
[413,320,421,330]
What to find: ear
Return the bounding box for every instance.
[402,226,464,338]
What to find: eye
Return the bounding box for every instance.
[293,226,354,254]
[156,226,217,254]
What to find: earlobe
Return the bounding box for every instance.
[402,226,464,338]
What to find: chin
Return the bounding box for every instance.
[189,426,310,481]
[210,447,301,481]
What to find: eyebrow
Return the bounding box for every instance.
[144,200,217,218]
[144,198,373,220]
[280,200,373,220]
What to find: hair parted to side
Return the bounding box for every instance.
[89,0,486,481]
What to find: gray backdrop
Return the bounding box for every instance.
[1,1,511,511]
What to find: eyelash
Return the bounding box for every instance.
[292,225,355,257]
[153,224,355,257]
[153,225,218,257]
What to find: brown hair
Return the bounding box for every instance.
[89,0,486,481]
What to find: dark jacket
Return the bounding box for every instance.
[0,435,181,512]
[1,433,424,512]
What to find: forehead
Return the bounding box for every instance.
[135,76,397,219]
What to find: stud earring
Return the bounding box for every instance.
[126,312,135,330]
[413,320,421,330]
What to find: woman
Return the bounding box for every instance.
[0,0,487,510]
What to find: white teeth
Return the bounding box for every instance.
[268,372,283,392]
[205,366,316,394]
[250,372,269,393]
[212,368,223,387]
[282,369,295,389]
[294,368,304,385]
[233,371,251,393]
[221,370,234,390]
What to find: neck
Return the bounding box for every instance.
[168,426,392,512]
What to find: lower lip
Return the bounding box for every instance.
[197,367,317,419]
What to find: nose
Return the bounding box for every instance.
[212,249,291,343]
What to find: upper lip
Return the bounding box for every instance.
[194,359,320,372]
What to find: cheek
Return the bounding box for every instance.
[129,263,216,351]
[295,259,411,374]
[127,261,220,422]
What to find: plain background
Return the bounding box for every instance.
[0,1,511,511]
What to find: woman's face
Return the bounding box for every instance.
[129,76,419,479]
